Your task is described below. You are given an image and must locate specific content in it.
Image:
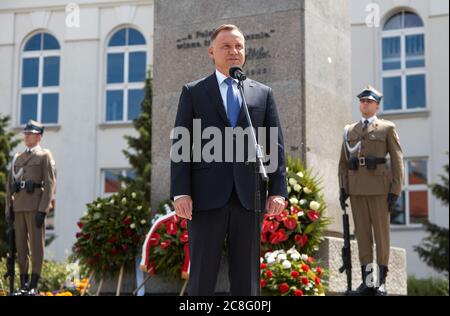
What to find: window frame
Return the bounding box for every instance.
[18,32,61,126]
[391,157,430,228]
[100,168,135,196]
[380,11,427,115]
[103,27,147,124]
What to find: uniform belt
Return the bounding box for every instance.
[358,157,386,166]
[16,181,43,189]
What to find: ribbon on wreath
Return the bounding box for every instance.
[139,211,190,279]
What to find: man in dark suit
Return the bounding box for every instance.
[170,24,287,296]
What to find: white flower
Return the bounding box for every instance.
[303,187,312,194]
[301,254,309,261]
[309,201,320,211]
[140,219,146,225]
[267,256,276,265]
[282,260,292,269]
[277,254,287,262]
[290,253,301,261]
[131,192,136,199]
[260,257,264,264]
[121,197,127,205]
[294,184,302,192]
[300,199,307,205]
[287,186,292,194]
[130,223,136,229]
[297,211,304,217]
[96,204,102,209]
[288,178,298,186]
[137,205,143,211]
[286,167,289,172]
[289,197,299,205]
[296,172,304,178]
[110,199,115,205]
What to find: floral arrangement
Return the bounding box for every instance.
[260,247,325,296]
[71,189,151,277]
[38,278,91,296]
[142,204,190,280]
[261,156,330,255]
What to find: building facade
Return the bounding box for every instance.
[0,0,154,261]
[0,0,448,279]
[351,0,449,278]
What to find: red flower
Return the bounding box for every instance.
[123,217,132,226]
[165,222,178,235]
[290,206,300,215]
[294,234,308,248]
[111,247,117,256]
[269,229,288,244]
[172,215,179,223]
[315,276,321,285]
[77,221,84,229]
[87,257,95,265]
[160,240,172,249]
[275,210,289,222]
[108,235,117,244]
[283,218,297,230]
[307,211,320,222]
[294,289,304,296]
[266,270,273,279]
[75,232,82,239]
[301,264,310,272]
[301,276,309,285]
[180,219,188,229]
[260,279,266,288]
[307,256,313,264]
[262,220,270,234]
[83,233,90,240]
[124,228,133,237]
[149,233,160,246]
[291,270,300,279]
[180,231,189,243]
[261,232,267,243]
[267,221,279,233]
[316,267,323,275]
[121,244,129,252]
[260,263,267,270]
[279,283,290,294]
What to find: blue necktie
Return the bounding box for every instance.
[225,78,240,127]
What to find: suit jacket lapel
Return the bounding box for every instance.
[353,121,363,137]
[205,73,231,127]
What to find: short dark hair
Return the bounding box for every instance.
[210,24,245,43]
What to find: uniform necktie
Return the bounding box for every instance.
[225,78,240,127]
[363,119,370,131]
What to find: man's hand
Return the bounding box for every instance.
[266,196,286,216]
[35,211,46,229]
[387,193,399,213]
[339,188,349,210]
[174,196,193,220]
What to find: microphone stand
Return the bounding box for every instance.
[236,79,269,296]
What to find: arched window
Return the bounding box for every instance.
[20,32,60,124]
[381,11,426,112]
[105,27,147,122]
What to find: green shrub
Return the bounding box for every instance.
[407,276,449,296]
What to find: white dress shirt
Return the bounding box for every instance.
[361,115,377,127]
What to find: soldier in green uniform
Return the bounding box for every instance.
[338,86,404,296]
[5,120,56,295]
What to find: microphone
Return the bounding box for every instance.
[229,66,247,81]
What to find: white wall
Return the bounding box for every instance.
[0,0,153,261]
[351,0,449,278]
